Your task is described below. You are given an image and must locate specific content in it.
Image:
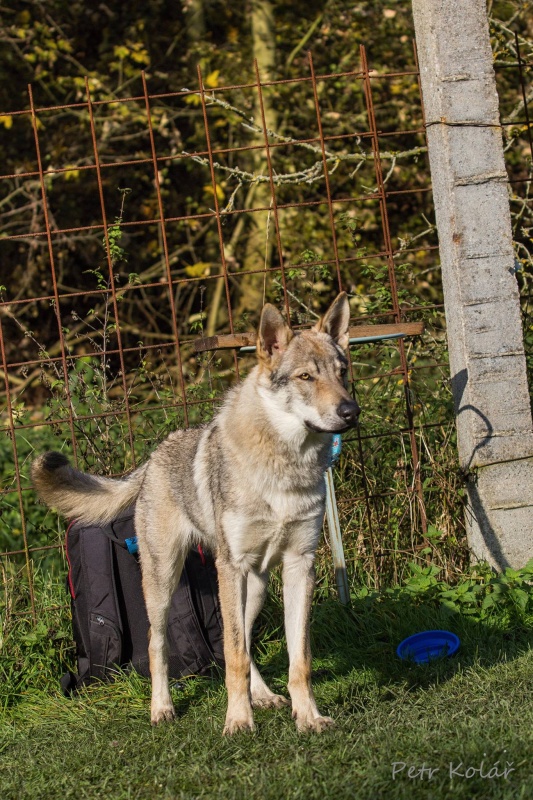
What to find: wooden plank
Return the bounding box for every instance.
[348,321,424,339]
[193,321,424,352]
[194,332,256,352]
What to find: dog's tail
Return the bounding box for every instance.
[31,451,149,525]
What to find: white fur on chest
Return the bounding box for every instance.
[222,487,325,574]
[192,387,329,571]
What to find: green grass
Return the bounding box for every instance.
[2,568,533,800]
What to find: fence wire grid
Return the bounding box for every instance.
[0,41,531,619]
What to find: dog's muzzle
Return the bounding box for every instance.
[336,400,360,428]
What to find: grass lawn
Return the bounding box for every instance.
[1,571,533,800]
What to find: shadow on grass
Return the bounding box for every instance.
[5,571,531,719]
[254,591,533,695]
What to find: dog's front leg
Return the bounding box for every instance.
[245,570,290,710]
[283,552,334,732]
[216,557,254,734]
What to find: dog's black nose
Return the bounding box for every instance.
[337,400,360,426]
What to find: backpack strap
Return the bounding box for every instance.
[166,552,219,676]
[65,519,124,687]
[63,520,91,693]
[84,529,123,680]
[187,548,225,667]
[99,527,139,556]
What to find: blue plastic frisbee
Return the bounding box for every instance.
[396,630,460,664]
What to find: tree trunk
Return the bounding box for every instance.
[185,0,205,43]
[236,0,279,319]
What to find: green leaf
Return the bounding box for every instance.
[511,588,530,611]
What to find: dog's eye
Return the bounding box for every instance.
[340,367,348,378]
[298,373,311,381]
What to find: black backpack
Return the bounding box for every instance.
[61,506,225,695]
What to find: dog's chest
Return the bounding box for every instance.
[222,487,324,573]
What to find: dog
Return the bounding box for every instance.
[32,292,360,734]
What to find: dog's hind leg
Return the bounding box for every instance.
[138,511,186,726]
[143,551,185,725]
[283,551,334,732]
[245,570,289,710]
[216,558,255,734]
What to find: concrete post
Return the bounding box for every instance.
[412,0,533,569]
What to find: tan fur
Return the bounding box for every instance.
[32,452,149,525]
[32,293,359,734]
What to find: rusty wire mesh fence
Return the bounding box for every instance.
[0,41,531,619]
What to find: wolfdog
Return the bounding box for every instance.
[32,292,360,733]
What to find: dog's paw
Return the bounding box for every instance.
[293,712,335,733]
[151,704,176,726]
[223,713,255,735]
[252,693,290,710]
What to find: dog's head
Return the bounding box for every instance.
[256,293,360,434]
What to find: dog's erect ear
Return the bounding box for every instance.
[313,292,350,350]
[257,304,293,363]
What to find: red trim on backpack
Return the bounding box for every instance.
[197,544,206,566]
[65,519,77,599]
